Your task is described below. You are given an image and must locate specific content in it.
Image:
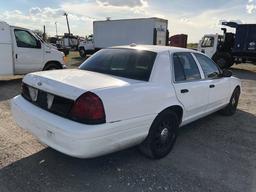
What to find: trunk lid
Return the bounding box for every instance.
[23,69,141,100]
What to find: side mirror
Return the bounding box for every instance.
[222,69,232,77]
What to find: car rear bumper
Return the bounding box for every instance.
[11,95,155,158]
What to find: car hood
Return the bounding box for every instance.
[23,69,142,100]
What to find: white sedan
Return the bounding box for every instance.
[11,45,241,159]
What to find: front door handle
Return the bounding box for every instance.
[209,84,215,88]
[181,89,189,93]
[15,54,18,59]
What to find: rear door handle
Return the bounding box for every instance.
[209,84,215,88]
[15,54,18,59]
[180,89,189,93]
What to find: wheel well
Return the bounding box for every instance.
[235,85,241,93]
[160,105,183,125]
[43,61,62,70]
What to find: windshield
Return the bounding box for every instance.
[79,48,157,81]
[201,36,214,47]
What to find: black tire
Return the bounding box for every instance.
[79,47,86,58]
[220,87,240,116]
[139,110,179,159]
[212,52,234,69]
[43,62,62,71]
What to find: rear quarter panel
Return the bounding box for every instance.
[95,83,182,123]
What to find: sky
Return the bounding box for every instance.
[0,0,255,43]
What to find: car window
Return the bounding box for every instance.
[173,52,201,82]
[79,48,157,81]
[14,29,38,48]
[201,36,214,47]
[194,53,221,78]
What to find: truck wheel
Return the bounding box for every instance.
[220,87,240,116]
[139,110,179,159]
[79,48,86,58]
[43,62,62,71]
[212,52,234,69]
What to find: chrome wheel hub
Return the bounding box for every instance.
[160,128,169,141]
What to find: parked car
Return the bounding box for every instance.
[11,45,241,159]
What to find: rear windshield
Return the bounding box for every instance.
[79,48,157,81]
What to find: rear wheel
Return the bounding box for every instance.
[212,52,234,69]
[139,110,179,159]
[220,87,240,116]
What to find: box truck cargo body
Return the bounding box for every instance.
[169,34,188,48]
[78,18,169,57]
[0,22,13,75]
[0,21,65,77]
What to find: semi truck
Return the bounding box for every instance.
[78,17,169,58]
[198,21,256,68]
[0,21,66,77]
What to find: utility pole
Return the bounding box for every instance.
[43,25,46,41]
[55,22,58,37]
[64,12,71,47]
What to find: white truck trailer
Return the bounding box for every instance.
[78,17,169,57]
[0,21,65,77]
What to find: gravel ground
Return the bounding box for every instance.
[0,62,255,192]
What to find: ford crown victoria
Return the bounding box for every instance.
[11,45,241,159]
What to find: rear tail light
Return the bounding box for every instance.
[69,92,106,124]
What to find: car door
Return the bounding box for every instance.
[13,28,43,74]
[171,52,209,123]
[193,53,230,111]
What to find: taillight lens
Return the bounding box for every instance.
[69,92,106,124]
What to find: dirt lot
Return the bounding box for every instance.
[0,55,256,192]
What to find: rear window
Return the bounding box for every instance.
[79,48,157,81]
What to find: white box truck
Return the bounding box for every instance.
[78,17,169,57]
[0,21,66,77]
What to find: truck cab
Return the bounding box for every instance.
[198,34,220,58]
[78,35,95,57]
[0,21,66,76]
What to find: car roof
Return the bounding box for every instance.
[111,44,200,54]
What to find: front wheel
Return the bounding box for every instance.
[139,111,179,159]
[43,62,62,71]
[220,87,240,116]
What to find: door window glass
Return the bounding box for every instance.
[173,52,201,82]
[14,29,38,48]
[194,53,221,78]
